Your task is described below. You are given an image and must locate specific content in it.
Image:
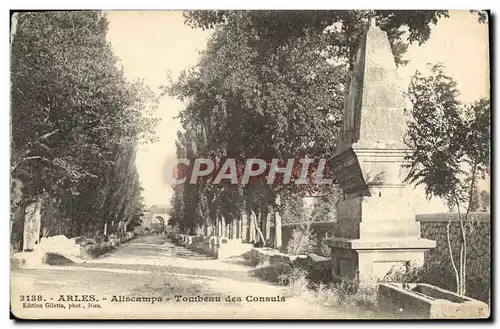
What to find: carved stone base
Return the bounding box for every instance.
[327,237,436,281]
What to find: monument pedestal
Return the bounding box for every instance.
[329,237,435,281]
[325,19,437,281]
[326,146,435,281]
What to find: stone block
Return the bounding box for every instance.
[307,253,329,263]
[292,255,310,268]
[328,238,435,281]
[359,220,420,239]
[242,247,283,266]
[70,236,86,245]
[269,254,292,265]
[307,260,333,285]
[11,252,43,269]
[36,235,82,261]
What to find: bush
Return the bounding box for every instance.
[83,243,117,258]
[286,226,316,255]
[274,262,377,312]
[286,220,332,258]
[278,266,308,286]
[314,238,331,258]
[383,261,457,290]
[43,253,74,265]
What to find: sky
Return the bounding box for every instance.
[105,10,489,208]
[106,11,211,207]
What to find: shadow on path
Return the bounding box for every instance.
[66,262,263,283]
[50,235,264,284]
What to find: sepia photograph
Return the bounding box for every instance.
[9,9,491,320]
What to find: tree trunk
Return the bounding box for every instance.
[248,211,255,242]
[274,210,282,251]
[124,217,133,233]
[217,215,222,237]
[265,208,272,241]
[11,202,27,252]
[221,216,226,238]
[459,242,465,295]
[261,208,267,242]
[251,211,265,247]
[232,219,237,239]
[447,217,460,294]
[23,200,43,251]
[256,210,263,244]
[40,197,57,239]
[463,236,467,295]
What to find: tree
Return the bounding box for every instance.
[11,11,158,248]
[167,10,453,244]
[184,10,450,68]
[128,193,147,231]
[168,11,347,240]
[404,63,490,296]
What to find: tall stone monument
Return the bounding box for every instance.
[326,19,437,281]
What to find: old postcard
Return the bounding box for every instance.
[10,10,491,320]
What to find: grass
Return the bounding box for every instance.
[250,260,380,316]
[83,235,136,259]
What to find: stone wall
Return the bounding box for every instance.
[270,214,490,272]
[417,212,491,301]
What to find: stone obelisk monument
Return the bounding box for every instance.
[326,18,436,281]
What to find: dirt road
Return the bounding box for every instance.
[11,235,375,319]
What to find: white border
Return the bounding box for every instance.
[2,1,497,328]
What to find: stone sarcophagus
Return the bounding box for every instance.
[378,283,489,319]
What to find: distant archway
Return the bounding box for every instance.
[152,216,167,232]
[138,205,169,233]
